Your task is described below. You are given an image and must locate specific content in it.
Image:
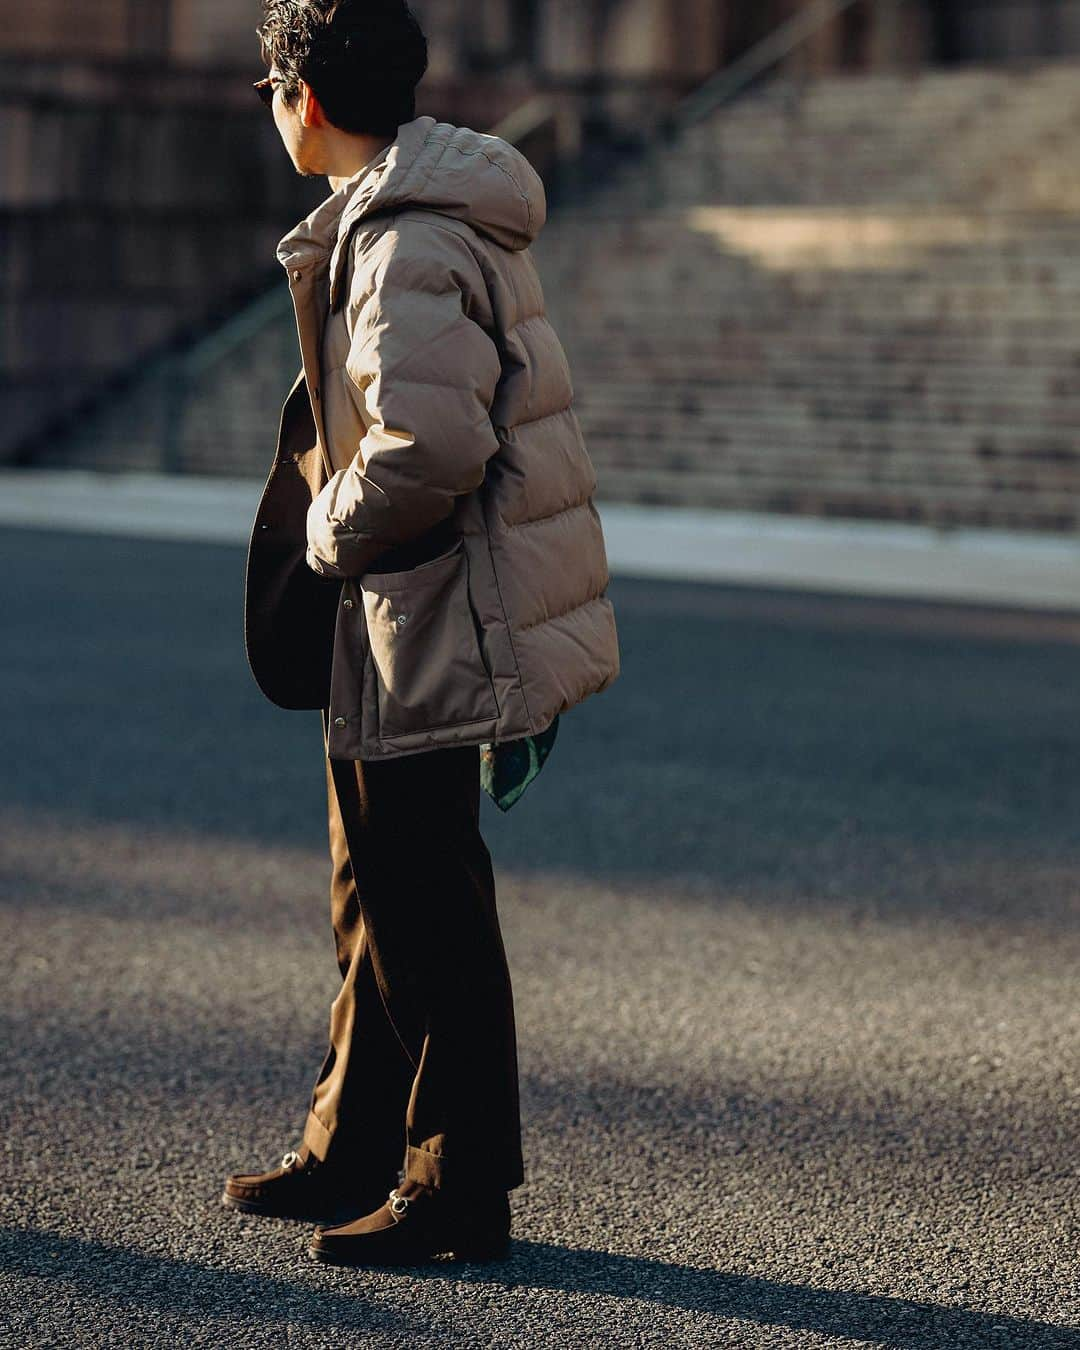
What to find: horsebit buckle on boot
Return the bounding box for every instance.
[388,1187,410,1219]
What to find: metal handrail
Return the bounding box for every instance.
[489,94,556,145]
[667,0,865,136]
[602,0,865,214]
[182,283,292,378]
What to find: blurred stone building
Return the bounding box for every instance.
[6,1,1080,533]
[9,1,1080,80]
[0,0,716,460]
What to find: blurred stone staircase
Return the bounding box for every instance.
[530,61,1080,531]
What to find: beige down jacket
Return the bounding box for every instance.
[244,113,620,761]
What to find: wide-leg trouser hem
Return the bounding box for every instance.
[403,1143,526,1193]
[303,1108,333,1162]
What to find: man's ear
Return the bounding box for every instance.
[298,78,326,128]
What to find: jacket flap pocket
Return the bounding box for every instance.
[360,539,498,741]
[359,538,464,592]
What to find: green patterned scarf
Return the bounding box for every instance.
[479,714,559,812]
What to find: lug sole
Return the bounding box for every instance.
[220,1189,366,1225]
[221,1190,326,1222]
[307,1232,511,1266]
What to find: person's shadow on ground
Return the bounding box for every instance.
[2,1228,1073,1348]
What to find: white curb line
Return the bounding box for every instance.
[2,468,1079,611]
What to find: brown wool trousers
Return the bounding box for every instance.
[300,707,525,1194]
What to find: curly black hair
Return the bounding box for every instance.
[256,0,428,137]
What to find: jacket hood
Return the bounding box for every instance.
[276,115,546,302]
[347,114,546,251]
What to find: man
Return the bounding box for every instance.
[225,0,620,1265]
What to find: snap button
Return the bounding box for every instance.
[396,614,408,626]
[343,598,354,609]
[292,268,302,281]
[333,716,346,727]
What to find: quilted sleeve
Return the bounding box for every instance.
[305,222,502,579]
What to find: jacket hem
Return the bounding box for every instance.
[327,713,504,761]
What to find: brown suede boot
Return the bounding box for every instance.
[221,1146,385,1225]
[307,1175,511,1265]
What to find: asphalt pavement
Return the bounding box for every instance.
[0,526,1077,1348]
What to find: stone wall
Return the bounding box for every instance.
[0,57,326,458]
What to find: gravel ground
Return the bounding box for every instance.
[0,527,1078,1348]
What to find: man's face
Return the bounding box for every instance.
[268,66,323,177]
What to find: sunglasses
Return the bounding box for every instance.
[253,76,286,108]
